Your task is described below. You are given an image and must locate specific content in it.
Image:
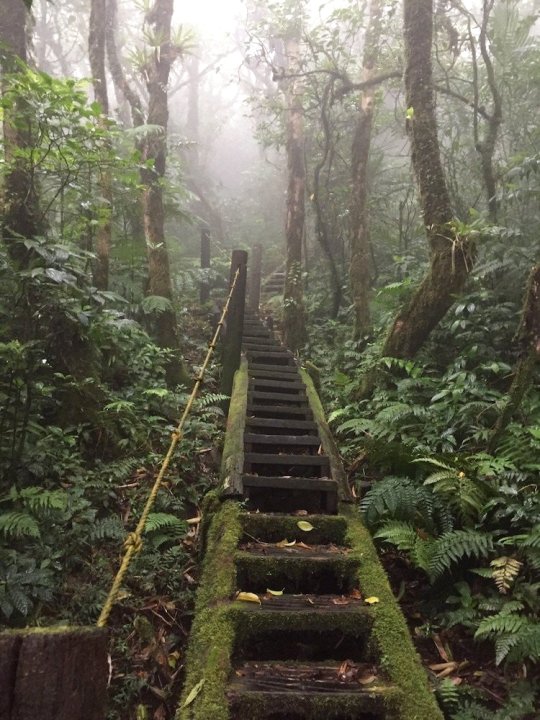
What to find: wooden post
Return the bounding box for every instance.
[0,626,108,720]
[221,249,247,406]
[200,226,211,303]
[248,244,262,314]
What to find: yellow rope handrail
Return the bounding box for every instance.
[96,269,241,628]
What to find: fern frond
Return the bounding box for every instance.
[144,512,185,535]
[490,556,523,594]
[430,530,494,578]
[374,521,417,551]
[89,517,125,542]
[0,512,41,539]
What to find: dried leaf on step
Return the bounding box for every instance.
[266,589,284,596]
[332,596,350,605]
[349,588,362,599]
[235,592,261,604]
[182,678,205,708]
[297,520,314,532]
[276,538,296,547]
[358,673,377,685]
[294,509,308,516]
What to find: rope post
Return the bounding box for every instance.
[200,226,211,304]
[0,626,108,720]
[221,249,247,407]
[248,244,262,314]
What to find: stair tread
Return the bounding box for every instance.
[237,543,351,559]
[242,475,337,492]
[245,417,318,430]
[249,378,305,389]
[244,434,320,445]
[237,593,366,612]
[245,453,328,465]
[249,363,298,374]
[248,404,313,416]
[228,660,395,696]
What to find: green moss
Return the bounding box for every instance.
[228,602,372,645]
[240,512,348,545]
[177,501,243,720]
[220,357,249,496]
[342,505,444,720]
[235,551,361,595]
[300,368,352,501]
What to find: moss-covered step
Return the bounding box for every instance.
[230,599,373,662]
[227,661,401,720]
[235,544,360,595]
[240,512,348,545]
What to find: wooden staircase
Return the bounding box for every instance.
[178,312,443,720]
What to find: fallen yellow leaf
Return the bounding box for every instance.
[266,589,284,596]
[236,592,261,604]
[364,596,380,605]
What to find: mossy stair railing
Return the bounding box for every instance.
[178,312,443,720]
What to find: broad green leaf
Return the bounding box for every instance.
[297,521,314,532]
[182,678,205,708]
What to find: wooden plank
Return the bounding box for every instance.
[244,453,329,466]
[245,417,318,431]
[244,433,320,446]
[242,475,337,491]
[249,378,304,390]
[249,363,298,374]
[0,627,108,720]
[249,391,307,403]
[247,404,313,418]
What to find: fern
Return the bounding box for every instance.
[430,530,494,579]
[490,556,522,594]
[0,512,41,539]
[89,517,125,542]
[144,513,185,535]
[374,521,436,575]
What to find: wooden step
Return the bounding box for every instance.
[249,390,308,404]
[245,417,318,433]
[249,377,305,390]
[247,404,313,420]
[246,351,295,366]
[244,453,328,467]
[242,474,335,492]
[249,363,298,375]
[244,433,321,448]
[248,371,301,384]
[242,336,278,346]
[240,513,348,545]
[235,545,359,594]
[228,662,398,719]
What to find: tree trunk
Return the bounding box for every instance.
[379,0,474,361]
[89,0,112,290]
[349,0,383,342]
[282,34,307,352]
[141,0,189,387]
[487,264,540,452]
[0,0,45,246]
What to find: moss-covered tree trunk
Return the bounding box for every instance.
[349,0,383,342]
[487,264,540,452]
[89,0,112,290]
[282,34,307,352]
[379,0,474,360]
[141,0,189,387]
[0,0,45,246]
